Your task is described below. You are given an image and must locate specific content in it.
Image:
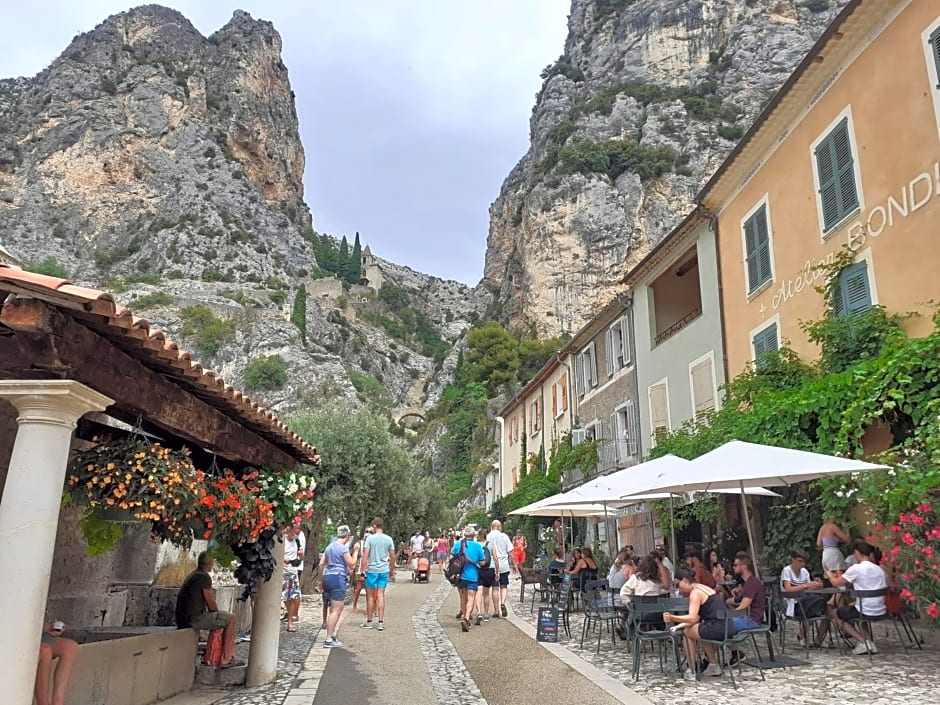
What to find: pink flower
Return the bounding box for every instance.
[874,524,883,532]
[890,545,901,557]
[899,513,909,524]
[917,504,933,513]
[912,514,926,525]
[903,532,916,546]
[901,588,914,602]
[928,603,939,620]
[923,546,935,559]
[891,525,901,533]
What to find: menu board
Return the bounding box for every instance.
[536,606,558,643]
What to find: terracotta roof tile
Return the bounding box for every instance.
[0,264,317,463]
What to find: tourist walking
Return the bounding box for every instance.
[487,520,514,617]
[318,525,357,648]
[817,517,850,572]
[435,533,449,573]
[360,517,396,631]
[351,526,373,614]
[175,552,242,666]
[410,530,426,569]
[474,529,496,625]
[453,525,486,631]
[283,525,306,632]
[512,529,527,575]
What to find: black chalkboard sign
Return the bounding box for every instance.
[536,606,559,643]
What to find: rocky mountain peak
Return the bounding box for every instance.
[484,0,847,336]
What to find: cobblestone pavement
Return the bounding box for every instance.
[413,580,488,705]
[514,593,939,705]
[206,598,326,705]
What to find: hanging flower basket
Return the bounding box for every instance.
[255,467,316,530]
[67,437,201,550]
[195,469,275,546]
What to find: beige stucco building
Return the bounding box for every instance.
[701,0,940,375]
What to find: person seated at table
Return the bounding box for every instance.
[825,539,886,656]
[663,567,725,680]
[607,548,634,592]
[728,552,765,632]
[547,547,567,584]
[780,550,824,645]
[570,547,598,590]
[655,543,675,584]
[619,555,666,604]
[706,548,727,583]
[567,548,582,572]
[686,549,717,589]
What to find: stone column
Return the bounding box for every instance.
[0,380,112,705]
[246,538,284,686]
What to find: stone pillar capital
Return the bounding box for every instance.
[0,379,113,429]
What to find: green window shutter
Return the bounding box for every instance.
[753,323,779,368]
[815,118,859,231]
[930,27,940,88]
[743,205,771,292]
[837,261,872,316]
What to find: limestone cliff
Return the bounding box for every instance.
[0,5,484,417]
[484,0,847,336]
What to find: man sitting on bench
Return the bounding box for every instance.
[175,551,243,667]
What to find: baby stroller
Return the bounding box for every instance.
[412,554,431,583]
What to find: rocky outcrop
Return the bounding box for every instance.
[0,5,484,418]
[483,0,847,336]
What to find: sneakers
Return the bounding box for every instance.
[377,621,385,631]
[702,663,723,677]
[483,615,490,623]
[501,604,508,617]
[461,619,470,632]
[456,611,463,620]
[796,635,805,647]
[475,614,484,626]
[682,668,697,682]
[360,621,373,629]
[322,637,342,648]
[492,613,500,620]
[236,631,251,643]
[728,650,745,666]
[852,640,878,655]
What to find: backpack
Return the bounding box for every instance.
[481,542,492,569]
[446,541,468,586]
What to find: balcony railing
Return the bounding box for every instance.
[597,439,637,474]
[654,306,703,346]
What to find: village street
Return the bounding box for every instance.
[158,569,940,705]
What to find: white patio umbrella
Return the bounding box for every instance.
[618,440,890,572]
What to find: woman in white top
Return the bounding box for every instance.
[619,555,666,604]
[826,539,887,655]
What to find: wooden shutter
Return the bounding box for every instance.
[589,343,598,387]
[753,324,779,365]
[605,328,615,377]
[551,383,558,417]
[561,372,568,411]
[649,384,669,442]
[744,205,771,292]
[837,261,872,316]
[815,118,858,231]
[620,318,631,365]
[575,353,585,397]
[690,357,716,417]
[930,27,940,88]
[623,400,639,456]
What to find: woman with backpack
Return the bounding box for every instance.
[474,529,496,625]
[449,526,486,632]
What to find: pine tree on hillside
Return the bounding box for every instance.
[351,232,363,284]
[338,236,352,284]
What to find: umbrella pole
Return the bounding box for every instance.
[669,494,678,568]
[603,502,609,556]
[740,480,760,578]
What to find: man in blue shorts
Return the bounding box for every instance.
[453,525,486,632]
[359,516,396,631]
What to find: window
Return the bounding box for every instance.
[814,117,860,233]
[605,317,630,376]
[529,400,541,435]
[832,261,872,317]
[752,322,779,367]
[552,377,567,418]
[575,343,598,397]
[611,400,640,458]
[743,204,772,293]
[689,353,717,419]
[648,381,670,444]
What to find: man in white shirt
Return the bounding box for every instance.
[780,550,824,645]
[486,520,515,617]
[283,526,306,631]
[410,531,426,571]
[826,539,887,655]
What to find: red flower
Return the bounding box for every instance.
[912,514,926,525]
[928,603,939,620]
[901,588,914,602]
[899,513,909,524]
[923,546,935,559]
[890,545,901,557]
[891,525,901,532]
[917,504,933,513]
[874,524,883,532]
[903,532,916,546]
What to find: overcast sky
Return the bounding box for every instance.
[0,1,570,284]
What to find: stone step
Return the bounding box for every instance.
[195,663,247,686]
